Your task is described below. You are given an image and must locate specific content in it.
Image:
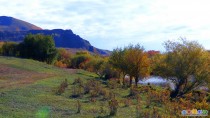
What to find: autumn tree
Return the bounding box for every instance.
[147,50,160,58]
[154,39,210,98]
[110,44,150,86]
[124,44,150,86]
[109,48,128,85]
[71,51,91,69]
[85,56,105,75]
[55,48,72,67]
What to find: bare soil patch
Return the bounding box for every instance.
[0,64,53,90]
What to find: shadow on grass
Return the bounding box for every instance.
[96,115,114,118]
[76,72,98,78]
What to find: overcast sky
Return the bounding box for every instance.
[1,0,210,51]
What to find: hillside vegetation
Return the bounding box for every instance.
[0,36,209,117]
[0,56,209,118]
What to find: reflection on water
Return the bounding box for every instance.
[138,76,175,90]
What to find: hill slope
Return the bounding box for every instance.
[0,56,201,117]
[0,56,99,117]
[0,16,42,31]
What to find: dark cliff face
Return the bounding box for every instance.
[0,29,110,55]
[0,16,110,55]
[29,29,92,49]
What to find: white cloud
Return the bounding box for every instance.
[0,0,210,50]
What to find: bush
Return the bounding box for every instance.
[56,79,68,95]
[73,77,83,86]
[107,78,120,89]
[108,97,118,116]
[195,99,209,109]
[124,98,132,107]
[71,54,91,69]
[207,94,210,103]
[76,100,81,114]
[57,48,71,67]
[100,89,110,101]
[54,60,67,68]
[129,86,139,97]
[71,85,84,98]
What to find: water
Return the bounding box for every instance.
[138,76,175,90]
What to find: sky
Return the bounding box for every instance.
[0,0,210,51]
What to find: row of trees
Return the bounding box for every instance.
[55,49,117,80]
[109,39,210,98]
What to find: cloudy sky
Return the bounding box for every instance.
[1,0,210,51]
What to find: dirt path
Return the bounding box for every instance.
[0,65,54,90]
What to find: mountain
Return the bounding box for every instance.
[0,16,42,31]
[0,16,110,55]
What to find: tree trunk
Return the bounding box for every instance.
[170,79,186,98]
[135,76,139,87]
[122,73,125,86]
[170,85,180,98]
[129,76,133,87]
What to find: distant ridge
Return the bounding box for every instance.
[0,16,42,31]
[0,16,110,55]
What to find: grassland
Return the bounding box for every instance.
[0,56,101,118]
[1,56,208,118]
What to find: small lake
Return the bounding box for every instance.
[138,76,175,90]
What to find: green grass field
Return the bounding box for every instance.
[1,56,205,118]
[0,56,101,118]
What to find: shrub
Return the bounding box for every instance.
[129,86,139,97]
[71,54,91,69]
[145,95,152,108]
[99,102,107,114]
[108,97,118,116]
[56,79,68,95]
[76,100,81,114]
[90,90,99,98]
[195,99,209,109]
[191,90,207,102]
[83,79,101,96]
[139,85,150,93]
[54,61,67,68]
[71,85,84,98]
[207,94,210,103]
[57,48,71,67]
[90,97,97,102]
[150,107,161,118]
[99,88,110,101]
[107,78,120,89]
[136,105,141,118]
[124,98,132,107]
[73,77,83,85]
[136,95,141,104]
